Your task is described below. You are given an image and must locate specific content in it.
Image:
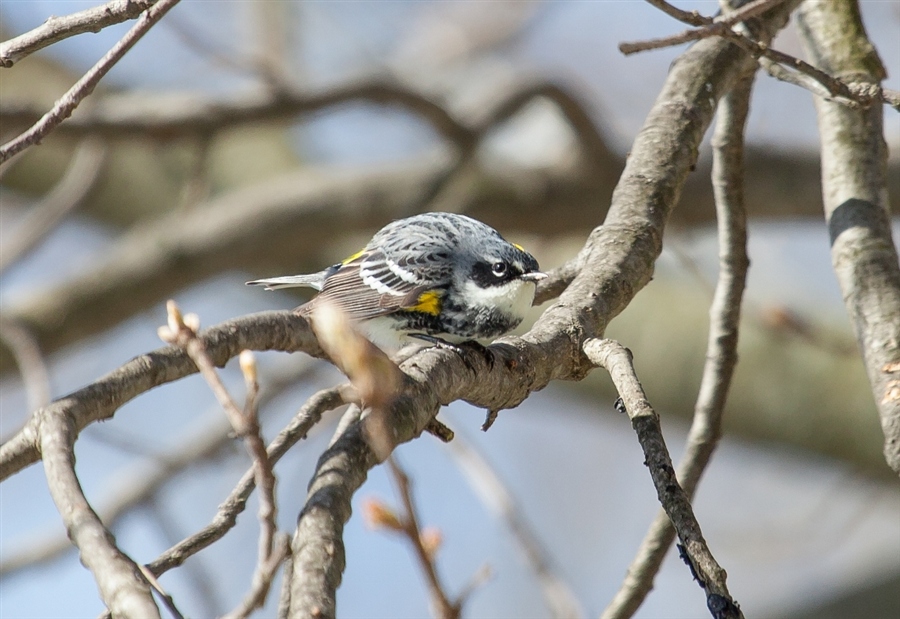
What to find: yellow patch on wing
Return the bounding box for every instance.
[410,290,443,316]
[512,242,525,252]
[342,249,366,264]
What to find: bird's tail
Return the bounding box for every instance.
[245,272,326,291]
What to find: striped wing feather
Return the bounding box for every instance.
[298,251,432,320]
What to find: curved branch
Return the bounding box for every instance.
[797,1,900,476]
[41,409,159,617]
[0,358,316,576]
[0,81,476,150]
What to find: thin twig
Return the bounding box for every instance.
[0,0,161,67]
[0,138,107,273]
[145,386,345,577]
[619,0,786,54]
[387,457,460,619]
[601,68,754,619]
[621,0,900,111]
[446,432,584,618]
[159,304,285,617]
[0,0,182,165]
[585,339,743,619]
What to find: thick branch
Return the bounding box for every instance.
[797,1,900,476]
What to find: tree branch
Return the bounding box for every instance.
[41,407,160,618]
[619,0,786,54]
[0,311,324,481]
[1,80,477,152]
[621,0,900,111]
[797,0,900,476]
[386,457,461,619]
[0,0,161,68]
[601,67,754,619]
[0,0,182,165]
[584,339,742,619]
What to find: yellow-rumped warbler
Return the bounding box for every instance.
[247,212,546,351]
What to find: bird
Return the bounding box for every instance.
[247,212,546,352]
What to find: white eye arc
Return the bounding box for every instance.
[491,262,508,278]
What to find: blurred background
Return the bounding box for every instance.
[1,1,899,617]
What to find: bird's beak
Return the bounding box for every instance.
[519,271,548,282]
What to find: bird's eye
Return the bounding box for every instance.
[491,262,508,278]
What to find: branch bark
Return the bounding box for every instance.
[797,0,900,476]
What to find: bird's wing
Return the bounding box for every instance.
[299,250,444,320]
